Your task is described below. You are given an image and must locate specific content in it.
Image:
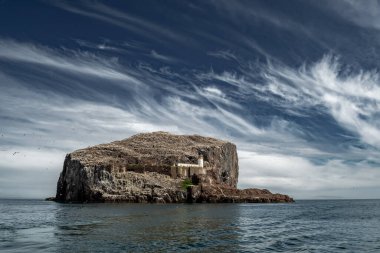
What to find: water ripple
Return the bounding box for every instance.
[1,200,380,252]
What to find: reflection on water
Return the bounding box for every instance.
[1,200,380,252]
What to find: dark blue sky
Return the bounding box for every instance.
[1,0,380,199]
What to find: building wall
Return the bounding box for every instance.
[177,163,200,167]
[198,158,203,167]
[171,166,206,178]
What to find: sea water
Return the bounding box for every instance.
[0,199,379,252]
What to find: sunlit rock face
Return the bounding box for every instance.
[55,132,292,203]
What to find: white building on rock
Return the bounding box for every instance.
[171,155,206,178]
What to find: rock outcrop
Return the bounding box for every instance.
[55,132,293,203]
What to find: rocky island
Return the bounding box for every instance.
[54,132,293,203]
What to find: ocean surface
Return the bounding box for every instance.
[0,199,379,252]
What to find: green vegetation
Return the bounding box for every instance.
[181,178,193,190]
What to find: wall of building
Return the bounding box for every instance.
[171,166,206,178]
[176,163,200,167]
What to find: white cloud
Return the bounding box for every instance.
[209,0,329,50]
[0,39,141,85]
[204,86,223,96]
[201,54,380,149]
[260,55,380,148]
[74,39,126,52]
[49,1,187,44]
[327,0,380,30]
[150,50,176,62]
[196,86,242,109]
[207,50,237,61]
[238,150,380,198]
[0,148,64,171]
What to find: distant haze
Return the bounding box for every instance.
[0,0,379,199]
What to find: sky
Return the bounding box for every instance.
[1,0,380,199]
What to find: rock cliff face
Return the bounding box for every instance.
[55,132,293,203]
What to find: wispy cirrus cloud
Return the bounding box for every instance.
[260,55,380,148]
[208,0,330,51]
[0,40,305,153]
[3,39,379,155]
[0,39,141,85]
[150,50,177,63]
[200,54,380,150]
[48,1,188,45]
[74,39,127,53]
[325,0,380,30]
[0,39,265,145]
[207,50,238,61]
